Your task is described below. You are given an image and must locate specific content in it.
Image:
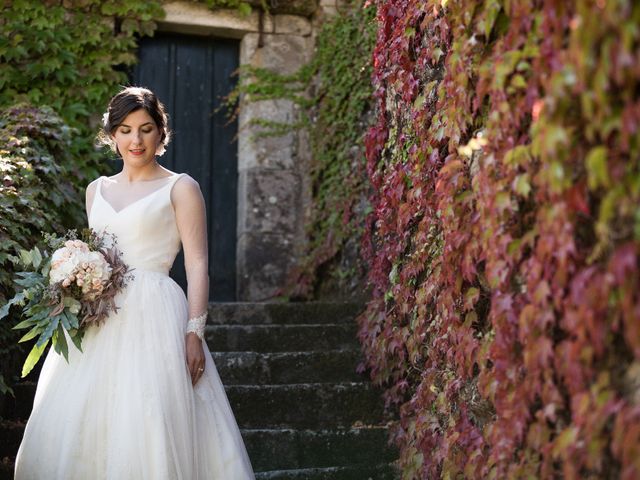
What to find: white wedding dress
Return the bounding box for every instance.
[14,173,255,480]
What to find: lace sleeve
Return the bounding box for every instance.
[172,175,209,337]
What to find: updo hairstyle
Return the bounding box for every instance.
[98,86,171,156]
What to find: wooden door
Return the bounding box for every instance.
[132,33,239,301]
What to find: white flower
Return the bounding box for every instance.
[49,241,112,292]
[50,246,82,284]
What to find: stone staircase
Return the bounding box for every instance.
[0,302,398,479]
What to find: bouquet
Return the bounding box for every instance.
[0,228,132,377]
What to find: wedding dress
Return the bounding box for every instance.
[14,173,255,480]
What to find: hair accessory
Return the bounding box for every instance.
[186,312,207,340]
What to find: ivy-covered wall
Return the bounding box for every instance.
[223,0,376,299]
[358,0,640,478]
[283,1,377,299]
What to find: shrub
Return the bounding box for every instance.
[0,104,83,393]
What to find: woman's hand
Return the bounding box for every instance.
[186,332,206,386]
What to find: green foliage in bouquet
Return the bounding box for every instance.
[0,244,82,378]
[1,228,130,378]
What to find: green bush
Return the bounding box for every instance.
[0,0,165,181]
[0,104,84,393]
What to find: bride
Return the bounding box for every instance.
[14,86,255,479]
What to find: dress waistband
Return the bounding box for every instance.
[127,263,171,276]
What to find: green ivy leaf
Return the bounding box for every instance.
[514,174,531,198]
[586,146,610,190]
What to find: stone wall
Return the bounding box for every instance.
[158,1,325,300]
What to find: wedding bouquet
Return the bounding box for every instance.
[0,228,132,377]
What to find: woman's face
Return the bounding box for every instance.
[111,108,162,167]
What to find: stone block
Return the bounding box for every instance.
[273,14,312,36]
[237,168,302,235]
[239,130,297,170]
[238,99,300,170]
[240,33,314,75]
[159,1,274,38]
[236,231,296,300]
[248,0,319,17]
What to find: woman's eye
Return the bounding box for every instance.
[142,129,152,133]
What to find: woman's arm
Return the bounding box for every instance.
[172,175,209,385]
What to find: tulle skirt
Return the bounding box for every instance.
[14,269,254,480]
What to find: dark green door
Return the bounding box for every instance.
[132,33,239,301]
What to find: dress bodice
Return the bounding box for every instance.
[89,174,185,275]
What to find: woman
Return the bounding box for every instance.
[14,86,255,479]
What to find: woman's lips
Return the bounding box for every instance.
[130,149,145,155]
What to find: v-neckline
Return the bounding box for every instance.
[98,175,178,215]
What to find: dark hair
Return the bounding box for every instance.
[98,86,171,156]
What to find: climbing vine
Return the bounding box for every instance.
[288,1,377,298]
[198,0,254,15]
[229,1,377,298]
[359,0,640,478]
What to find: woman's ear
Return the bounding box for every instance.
[155,133,164,155]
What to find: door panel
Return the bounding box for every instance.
[132,33,239,301]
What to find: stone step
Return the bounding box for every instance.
[0,459,398,480]
[254,463,399,480]
[2,382,386,430]
[213,350,366,385]
[242,427,396,471]
[227,383,386,429]
[208,302,364,326]
[0,301,396,478]
[206,324,358,352]
[0,383,35,421]
[0,420,24,460]
[0,457,14,480]
[0,425,396,477]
